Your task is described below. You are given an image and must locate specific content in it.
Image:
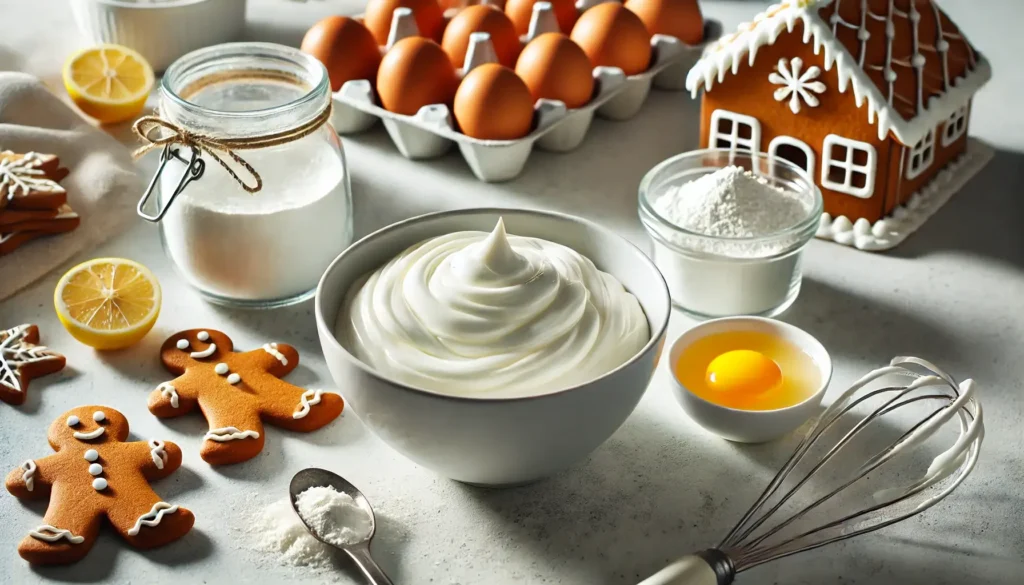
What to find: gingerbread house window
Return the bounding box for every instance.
[942,105,969,147]
[905,130,936,180]
[709,110,761,155]
[820,135,876,199]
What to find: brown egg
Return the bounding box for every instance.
[570,2,652,75]
[624,0,704,45]
[442,5,521,69]
[454,63,534,139]
[515,33,593,108]
[505,0,578,36]
[364,0,446,45]
[377,37,459,115]
[301,17,382,91]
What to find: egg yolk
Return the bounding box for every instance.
[705,350,783,396]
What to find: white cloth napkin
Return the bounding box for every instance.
[0,72,142,301]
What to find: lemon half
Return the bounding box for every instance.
[55,258,161,350]
[62,44,154,124]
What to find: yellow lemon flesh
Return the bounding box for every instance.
[55,258,161,350]
[62,44,153,124]
[705,349,783,397]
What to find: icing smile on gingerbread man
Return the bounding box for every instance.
[4,406,194,565]
[150,329,344,465]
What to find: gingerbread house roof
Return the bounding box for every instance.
[685,0,991,146]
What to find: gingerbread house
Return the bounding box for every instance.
[685,0,992,250]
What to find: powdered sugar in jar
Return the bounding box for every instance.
[140,43,353,308]
[638,150,822,319]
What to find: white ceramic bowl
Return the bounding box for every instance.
[70,0,247,72]
[668,317,832,443]
[315,209,671,486]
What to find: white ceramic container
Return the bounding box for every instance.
[668,317,833,443]
[315,209,671,486]
[70,0,247,72]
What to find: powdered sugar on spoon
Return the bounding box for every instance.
[289,468,393,585]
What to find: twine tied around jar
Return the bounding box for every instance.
[131,102,332,222]
[132,102,333,194]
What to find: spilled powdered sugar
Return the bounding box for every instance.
[247,498,337,572]
[652,165,810,257]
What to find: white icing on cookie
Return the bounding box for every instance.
[204,427,260,442]
[66,415,79,427]
[149,439,168,470]
[88,463,103,476]
[29,525,85,544]
[227,373,241,385]
[127,502,179,536]
[214,363,229,375]
[157,382,180,408]
[293,389,324,419]
[73,427,105,441]
[84,449,99,462]
[190,343,217,359]
[176,339,190,350]
[21,460,36,491]
[93,411,106,422]
[197,331,210,342]
[262,343,288,366]
[92,478,108,491]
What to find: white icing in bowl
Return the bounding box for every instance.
[337,219,649,398]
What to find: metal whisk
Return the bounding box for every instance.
[639,356,985,585]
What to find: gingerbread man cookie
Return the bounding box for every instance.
[0,324,66,405]
[5,406,195,565]
[150,329,344,465]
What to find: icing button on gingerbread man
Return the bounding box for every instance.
[4,406,194,565]
[150,329,344,465]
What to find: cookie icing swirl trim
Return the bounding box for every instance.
[149,439,168,470]
[204,427,260,442]
[157,382,179,409]
[29,525,85,544]
[21,459,36,491]
[262,343,289,366]
[293,389,324,419]
[127,502,179,536]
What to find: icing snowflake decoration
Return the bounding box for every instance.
[769,57,827,114]
[1,325,61,393]
[0,153,62,201]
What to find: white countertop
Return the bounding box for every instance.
[2,1,1023,584]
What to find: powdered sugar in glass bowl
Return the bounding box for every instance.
[638,149,822,319]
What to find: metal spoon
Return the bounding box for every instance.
[290,468,394,585]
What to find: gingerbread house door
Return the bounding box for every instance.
[768,136,816,180]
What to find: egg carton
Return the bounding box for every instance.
[330,3,721,182]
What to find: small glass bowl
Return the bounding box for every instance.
[638,149,823,319]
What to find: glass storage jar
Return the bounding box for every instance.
[638,149,822,319]
[142,42,353,308]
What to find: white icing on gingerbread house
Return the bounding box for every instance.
[685,0,992,250]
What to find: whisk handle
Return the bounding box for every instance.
[637,550,735,585]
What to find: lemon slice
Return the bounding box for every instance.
[54,258,162,350]
[62,44,154,124]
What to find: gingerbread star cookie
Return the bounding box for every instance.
[5,406,195,565]
[150,329,344,465]
[0,324,66,405]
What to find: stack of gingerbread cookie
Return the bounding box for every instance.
[0,150,80,256]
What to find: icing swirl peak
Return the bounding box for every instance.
[339,219,649,397]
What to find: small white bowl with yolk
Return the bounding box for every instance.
[668,316,832,443]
